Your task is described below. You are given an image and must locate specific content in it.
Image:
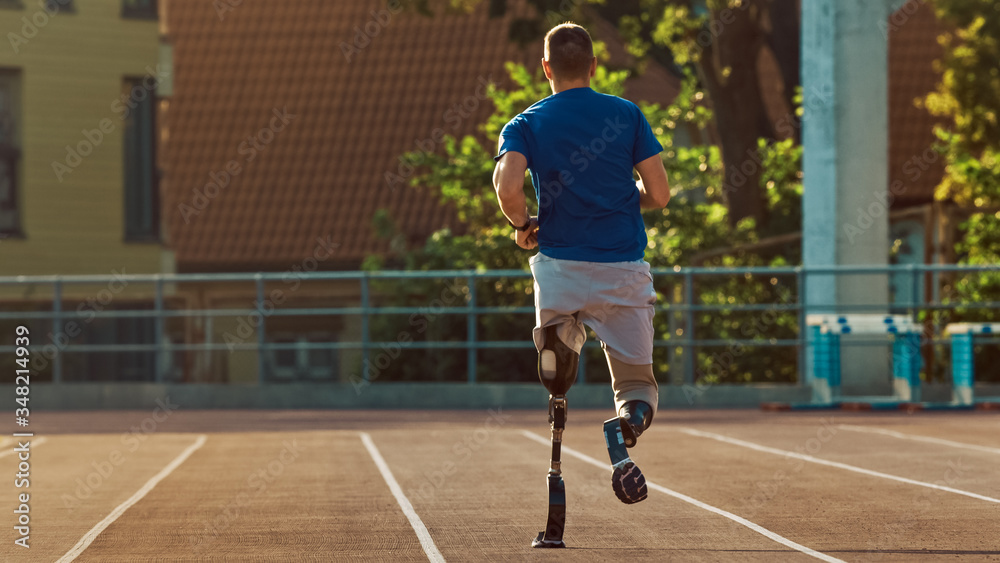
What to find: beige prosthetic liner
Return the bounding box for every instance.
[606,354,658,416]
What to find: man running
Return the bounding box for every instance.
[493,22,670,505]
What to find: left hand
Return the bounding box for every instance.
[515,217,539,249]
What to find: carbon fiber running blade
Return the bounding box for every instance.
[532,474,566,548]
[603,418,629,466]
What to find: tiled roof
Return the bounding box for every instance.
[888,0,946,206]
[163,1,680,272]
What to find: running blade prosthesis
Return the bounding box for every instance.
[532,395,567,548]
[604,418,648,504]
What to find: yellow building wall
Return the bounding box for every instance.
[0,0,168,282]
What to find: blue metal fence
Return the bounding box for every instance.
[1,264,998,384]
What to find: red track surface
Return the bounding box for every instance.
[2,409,999,561]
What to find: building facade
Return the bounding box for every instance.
[0,0,172,382]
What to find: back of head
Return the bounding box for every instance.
[544,23,594,82]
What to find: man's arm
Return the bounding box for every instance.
[493,150,538,249]
[634,154,671,210]
[494,151,530,226]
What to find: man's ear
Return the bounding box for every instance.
[542,58,553,80]
[589,57,597,77]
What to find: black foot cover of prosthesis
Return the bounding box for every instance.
[603,418,648,504]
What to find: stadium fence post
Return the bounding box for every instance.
[154,276,164,383]
[467,274,476,384]
[360,273,371,383]
[53,278,63,384]
[797,267,806,386]
[683,271,695,385]
[255,274,266,384]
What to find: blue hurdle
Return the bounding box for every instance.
[806,314,921,406]
[945,323,1000,406]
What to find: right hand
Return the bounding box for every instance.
[516,217,539,249]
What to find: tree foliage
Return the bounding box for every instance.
[924,0,1000,209]
[925,0,1000,281]
[924,0,1000,380]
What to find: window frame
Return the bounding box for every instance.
[122,76,160,243]
[0,68,23,238]
[0,145,21,238]
[121,0,156,20]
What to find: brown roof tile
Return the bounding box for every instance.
[888,0,947,206]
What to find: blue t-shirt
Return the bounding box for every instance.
[495,87,663,262]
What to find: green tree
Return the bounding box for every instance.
[924,0,1000,210]
[924,0,1000,380]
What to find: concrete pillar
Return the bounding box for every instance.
[802,0,903,394]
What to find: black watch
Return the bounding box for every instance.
[508,217,532,231]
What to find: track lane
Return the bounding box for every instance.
[58,435,207,562]
[360,432,445,562]
[9,409,999,561]
[72,431,429,563]
[614,426,1000,562]
[657,417,1000,500]
[836,424,1000,455]
[0,434,211,562]
[370,423,820,562]
[679,427,1000,504]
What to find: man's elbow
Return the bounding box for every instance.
[648,186,670,209]
[495,180,512,199]
[491,168,502,195]
[496,182,521,206]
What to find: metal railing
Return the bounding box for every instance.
[0,264,998,385]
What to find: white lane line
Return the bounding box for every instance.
[0,436,46,457]
[56,435,208,563]
[360,432,445,563]
[520,430,845,563]
[837,424,1000,455]
[679,428,1000,505]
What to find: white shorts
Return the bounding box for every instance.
[529,252,656,365]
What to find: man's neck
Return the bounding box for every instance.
[549,80,591,94]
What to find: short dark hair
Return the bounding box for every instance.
[544,23,594,81]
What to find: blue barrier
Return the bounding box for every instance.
[892,333,922,402]
[806,315,921,406]
[946,323,1000,406]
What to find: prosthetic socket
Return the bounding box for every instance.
[618,400,654,448]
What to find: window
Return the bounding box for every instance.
[121,0,156,19]
[43,0,75,12]
[122,77,159,241]
[0,69,21,237]
[70,305,157,382]
[269,334,338,380]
